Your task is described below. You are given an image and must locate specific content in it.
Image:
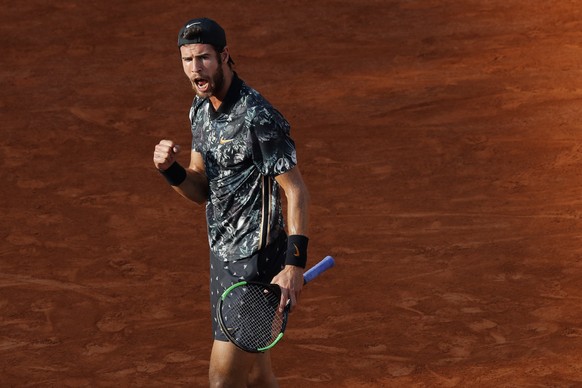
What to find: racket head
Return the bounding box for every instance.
[216,281,290,353]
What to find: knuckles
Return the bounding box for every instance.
[153,140,177,169]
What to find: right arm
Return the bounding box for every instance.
[153,139,208,204]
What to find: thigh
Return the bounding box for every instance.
[210,234,287,341]
[209,340,276,387]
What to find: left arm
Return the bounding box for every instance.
[271,166,310,312]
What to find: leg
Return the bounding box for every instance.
[247,350,278,388]
[209,340,278,388]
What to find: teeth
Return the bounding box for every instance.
[193,78,209,92]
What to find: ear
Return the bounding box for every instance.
[221,47,230,64]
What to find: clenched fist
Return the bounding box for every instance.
[153,140,181,171]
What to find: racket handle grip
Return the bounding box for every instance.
[303,256,335,284]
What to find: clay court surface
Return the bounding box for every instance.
[3,1,582,386]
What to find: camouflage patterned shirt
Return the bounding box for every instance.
[189,74,297,262]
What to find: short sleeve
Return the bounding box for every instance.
[250,107,297,177]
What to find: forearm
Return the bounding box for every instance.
[285,185,310,236]
[171,168,208,204]
[276,167,310,268]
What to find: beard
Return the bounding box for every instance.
[192,63,225,99]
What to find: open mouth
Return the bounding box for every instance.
[195,78,209,92]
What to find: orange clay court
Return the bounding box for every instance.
[2,1,582,386]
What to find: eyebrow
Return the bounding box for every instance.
[182,49,213,59]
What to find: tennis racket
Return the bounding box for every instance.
[216,255,335,353]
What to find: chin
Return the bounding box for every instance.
[192,84,213,98]
[195,90,213,99]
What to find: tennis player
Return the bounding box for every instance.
[153,18,310,387]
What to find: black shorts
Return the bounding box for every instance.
[210,233,287,341]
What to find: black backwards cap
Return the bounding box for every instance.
[178,18,227,48]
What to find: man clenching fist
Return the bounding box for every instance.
[153,139,207,204]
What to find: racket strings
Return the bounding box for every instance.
[221,285,285,350]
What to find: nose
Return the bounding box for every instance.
[192,58,203,73]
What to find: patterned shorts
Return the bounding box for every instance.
[210,233,287,341]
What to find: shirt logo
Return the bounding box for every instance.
[219,137,234,145]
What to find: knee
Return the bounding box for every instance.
[209,367,237,388]
[209,368,276,388]
[247,368,277,387]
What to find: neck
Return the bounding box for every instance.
[209,67,233,111]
